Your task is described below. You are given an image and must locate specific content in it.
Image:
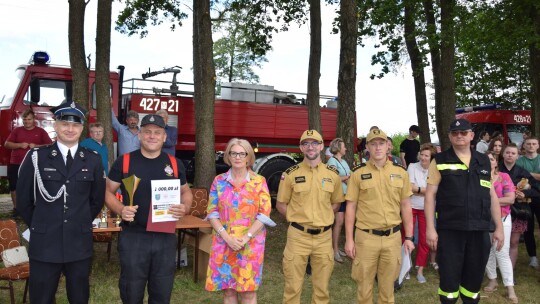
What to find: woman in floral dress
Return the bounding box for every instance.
[205,138,275,304]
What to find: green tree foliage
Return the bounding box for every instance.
[229,0,308,57]
[454,1,531,108]
[116,0,187,37]
[213,8,268,83]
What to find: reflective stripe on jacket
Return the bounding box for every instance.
[434,148,492,231]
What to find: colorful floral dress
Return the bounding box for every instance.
[205,170,272,292]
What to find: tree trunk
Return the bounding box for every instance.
[193,0,217,189]
[68,0,89,116]
[96,0,113,169]
[423,0,442,145]
[404,0,431,144]
[438,0,456,150]
[529,2,540,137]
[307,0,322,133]
[336,0,357,166]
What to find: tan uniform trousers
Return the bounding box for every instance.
[282,225,334,304]
[352,229,401,304]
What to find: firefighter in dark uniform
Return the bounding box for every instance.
[276,129,344,304]
[17,100,106,304]
[425,119,503,304]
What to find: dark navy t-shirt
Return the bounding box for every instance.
[108,150,187,229]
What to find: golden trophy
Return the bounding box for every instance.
[121,174,141,223]
[98,206,109,228]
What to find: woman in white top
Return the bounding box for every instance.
[407,143,437,283]
[327,138,351,263]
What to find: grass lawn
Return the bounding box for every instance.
[1,209,540,303]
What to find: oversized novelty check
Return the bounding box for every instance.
[151,179,181,222]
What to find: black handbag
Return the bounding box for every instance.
[511,202,532,221]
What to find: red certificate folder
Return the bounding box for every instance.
[146,203,177,233]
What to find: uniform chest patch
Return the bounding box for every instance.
[361,173,372,180]
[390,174,403,179]
[322,177,332,183]
[295,176,306,183]
[164,164,174,176]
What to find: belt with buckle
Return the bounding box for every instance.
[361,225,400,236]
[291,222,332,235]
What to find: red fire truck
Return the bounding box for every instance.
[455,104,531,145]
[0,53,353,198]
[0,52,120,176]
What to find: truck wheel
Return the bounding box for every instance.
[258,158,295,208]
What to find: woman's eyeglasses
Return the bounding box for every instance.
[229,152,248,158]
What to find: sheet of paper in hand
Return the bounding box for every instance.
[151,179,181,223]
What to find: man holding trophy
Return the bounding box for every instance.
[105,114,193,304]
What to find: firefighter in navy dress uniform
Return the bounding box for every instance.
[17,100,106,304]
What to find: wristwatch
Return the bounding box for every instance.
[404,236,414,242]
[247,232,254,239]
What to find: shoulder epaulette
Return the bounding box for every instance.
[284,164,299,175]
[326,164,339,175]
[34,143,54,151]
[392,163,407,171]
[351,163,366,172]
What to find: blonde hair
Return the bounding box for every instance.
[89,122,103,130]
[329,138,344,155]
[224,138,255,167]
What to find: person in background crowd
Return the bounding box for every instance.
[325,147,333,162]
[400,125,421,168]
[155,109,177,156]
[205,138,275,304]
[519,131,531,155]
[17,101,105,304]
[491,131,503,141]
[425,119,503,304]
[277,130,344,304]
[345,128,414,304]
[112,108,141,155]
[80,122,109,174]
[483,150,517,303]
[387,137,403,166]
[407,143,437,283]
[488,137,505,163]
[357,137,366,162]
[499,144,540,271]
[516,137,540,269]
[4,109,52,217]
[475,131,490,154]
[105,114,193,304]
[327,137,351,263]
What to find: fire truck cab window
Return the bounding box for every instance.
[471,123,503,142]
[507,124,531,146]
[25,79,72,107]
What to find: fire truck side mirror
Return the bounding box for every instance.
[30,78,40,104]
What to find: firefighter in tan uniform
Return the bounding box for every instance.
[277,130,344,304]
[344,128,415,304]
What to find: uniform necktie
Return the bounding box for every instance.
[66,149,73,171]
